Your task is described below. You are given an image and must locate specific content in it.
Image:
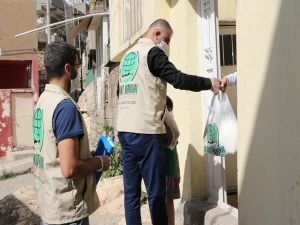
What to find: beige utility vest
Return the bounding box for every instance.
[117,38,167,134]
[32,84,99,224]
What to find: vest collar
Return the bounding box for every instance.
[45,83,78,103]
[45,83,80,110]
[45,84,70,98]
[138,38,155,45]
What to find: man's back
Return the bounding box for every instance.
[117,38,167,134]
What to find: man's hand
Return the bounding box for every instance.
[210,78,221,94]
[98,155,111,171]
[90,150,96,156]
[58,137,110,179]
[220,76,228,92]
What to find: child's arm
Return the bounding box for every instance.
[164,110,180,150]
[221,72,237,91]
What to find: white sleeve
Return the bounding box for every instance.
[226,72,237,86]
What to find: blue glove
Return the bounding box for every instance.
[95,135,115,183]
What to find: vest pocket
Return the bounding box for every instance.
[72,178,86,207]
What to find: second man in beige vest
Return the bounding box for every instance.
[33,42,111,225]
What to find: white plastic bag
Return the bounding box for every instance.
[204,93,237,156]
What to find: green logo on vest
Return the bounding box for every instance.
[120,51,139,84]
[33,108,44,151]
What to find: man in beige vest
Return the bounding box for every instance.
[117,19,221,225]
[33,42,110,225]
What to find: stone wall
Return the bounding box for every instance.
[104,64,119,137]
[78,80,97,148]
[78,63,119,148]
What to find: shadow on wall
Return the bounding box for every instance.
[166,0,198,12]
[0,194,41,225]
[225,152,237,192]
[181,144,206,202]
[166,0,179,8]
[180,144,207,225]
[238,1,300,225]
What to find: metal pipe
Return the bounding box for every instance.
[46,0,51,43]
[15,12,110,38]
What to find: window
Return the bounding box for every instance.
[39,70,47,94]
[123,0,143,42]
[104,0,109,11]
[26,65,32,88]
[219,34,237,66]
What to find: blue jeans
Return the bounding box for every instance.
[43,217,89,225]
[118,132,168,225]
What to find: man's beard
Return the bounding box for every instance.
[70,66,78,80]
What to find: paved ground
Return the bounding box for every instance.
[0,173,34,200]
[0,150,33,176]
[0,154,238,225]
[0,174,151,225]
[0,152,153,225]
[0,173,39,225]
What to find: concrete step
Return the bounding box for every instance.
[0,157,33,176]
[205,203,238,225]
[6,149,34,161]
[176,200,238,225]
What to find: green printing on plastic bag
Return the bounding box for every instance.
[204,123,225,156]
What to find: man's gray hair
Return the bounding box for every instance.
[148,19,173,31]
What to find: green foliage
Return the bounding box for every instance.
[140,191,148,205]
[91,120,114,148]
[0,171,16,180]
[102,142,123,178]
[102,120,113,134]
[98,121,123,178]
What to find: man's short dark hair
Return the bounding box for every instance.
[148,19,173,32]
[44,42,78,80]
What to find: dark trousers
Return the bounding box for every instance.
[118,132,168,225]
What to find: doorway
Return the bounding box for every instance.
[11,92,34,150]
[199,0,238,210]
[219,24,238,208]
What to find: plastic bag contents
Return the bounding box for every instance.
[204,93,237,156]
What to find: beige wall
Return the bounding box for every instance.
[0,0,37,60]
[238,0,300,224]
[218,0,236,22]
[109,0,170,61]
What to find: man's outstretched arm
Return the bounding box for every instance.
[147,47,220,93]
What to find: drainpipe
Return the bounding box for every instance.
[78,30,83,93]
[46,0,51,43]
[64,0,75,45]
